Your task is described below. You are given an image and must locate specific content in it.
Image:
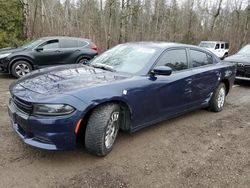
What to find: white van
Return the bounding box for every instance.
[199,41,229,59]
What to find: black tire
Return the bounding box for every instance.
[85,103,121,156]
[209,83,226,112]
[11,60,32,78]
[222,53,228,60]
[77,57,90,65]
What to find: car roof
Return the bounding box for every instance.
[200,41,229,43]
[38,36,91,41]
[122,41,217,57]
[124,41,209,51]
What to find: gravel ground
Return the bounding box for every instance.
[0,73,250,188]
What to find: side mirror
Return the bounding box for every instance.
[35,47,43,51]
[151,66,172,76]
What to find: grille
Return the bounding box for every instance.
[12,96,33,114]
[244,65,250,75]
[236,64,244,71]
[0,59,4,68]
[236,64,250,78]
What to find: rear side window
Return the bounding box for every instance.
[60,39,78,48]
[189,50,213,68]
[221,43,225,49]
[225,43,229,49]
[78,40,88,47]
[156,49,188,71]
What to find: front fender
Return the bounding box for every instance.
[8,56,34,72]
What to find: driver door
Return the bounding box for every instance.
[142,48,193,123]
[33,39,62,67]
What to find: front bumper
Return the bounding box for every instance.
[236,63,250,79]
[0,58,9,73]
[8,98,83,150]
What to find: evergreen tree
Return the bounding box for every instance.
[0,0,23,48]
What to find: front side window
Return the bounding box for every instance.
[39,40,59,49]
[189,50,213,68]
[215,43,220,49]
[78,40,88,47]
[155,49,188,71]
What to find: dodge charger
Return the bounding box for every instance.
[8,42,236,156]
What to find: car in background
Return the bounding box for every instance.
[0,36,98,78]
[8,42,236,156]
[199,41,229,59]
[224,44,250,80]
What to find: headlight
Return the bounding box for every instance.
[33,104,75,116]
[0,53,11,59]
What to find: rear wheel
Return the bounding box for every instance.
[222,53,228,60]
[77,57,90,65]
[85,103,120,156]
[11,61,32,78]
[209,83,226,112]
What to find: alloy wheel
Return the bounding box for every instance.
[15,64,30,77]
[104,112,119,149]
[217,87,225,109]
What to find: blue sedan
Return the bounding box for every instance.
[8,42,236,156]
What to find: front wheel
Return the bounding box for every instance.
[209,83,226,112]
[11,61,32,78]
[85,103,120,156]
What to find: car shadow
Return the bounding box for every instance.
[235,80,250,87]
[22,109,208,164]
[0,73,15,80]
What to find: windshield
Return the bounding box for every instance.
[90,44,157,74]
[238,45,250,55]
[21,39,44,49]
[199,42,216,48]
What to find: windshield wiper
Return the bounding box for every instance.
[90,63,116,72]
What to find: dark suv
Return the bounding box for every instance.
[0,36,98,78]
[224,44,250,80]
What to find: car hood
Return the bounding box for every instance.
[11,64,131,97]
[0,47,25,55]
[224,53,250,64]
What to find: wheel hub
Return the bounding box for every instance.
[15,64,30,76]
[218,88,225,108]
[105,112,119,149]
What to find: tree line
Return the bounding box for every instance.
[0,0,249,53]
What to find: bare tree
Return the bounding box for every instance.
[19,0,29,38]
[210,0,223,32]
[18,0,250,52]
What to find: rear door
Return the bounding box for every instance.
[214,43,221,57]
[59,38,82,64]
[219,43,226,58]
[188,49,219,106]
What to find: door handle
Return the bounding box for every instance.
[186,78,192,84]
[55,50,61,53]
[184,88,192,94]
